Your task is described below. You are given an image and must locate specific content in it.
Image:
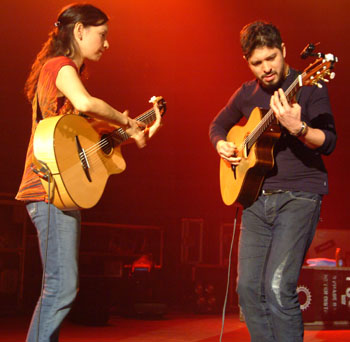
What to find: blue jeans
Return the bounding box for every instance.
[26,202,81,342]
[237,191,322,342]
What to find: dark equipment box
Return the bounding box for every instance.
[297,266,350,325]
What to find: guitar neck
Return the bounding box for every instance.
[246,75,302,150]
[112,107,157,144]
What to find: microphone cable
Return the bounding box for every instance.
[219,206,240,342]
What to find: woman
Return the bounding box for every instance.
[16,4,162,342]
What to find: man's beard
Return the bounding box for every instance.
[259,64,287,91]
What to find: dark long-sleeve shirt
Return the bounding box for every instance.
[209,68,337,195]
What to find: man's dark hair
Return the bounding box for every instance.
[240,21,283,59]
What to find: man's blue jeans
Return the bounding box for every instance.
[26,201,81,342]
[237,191,322,342]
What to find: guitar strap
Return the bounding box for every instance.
[32,93,51,181]
[35,92,43,123]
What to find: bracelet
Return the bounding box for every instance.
[290,121,308,137]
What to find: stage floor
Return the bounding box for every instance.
[1,313,350,342]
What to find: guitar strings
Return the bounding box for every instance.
[238,75,302,153]
[78,108,157,171]
[85,109,156,169]
[83,108,156,156]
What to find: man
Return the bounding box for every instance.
[209,21,337,341]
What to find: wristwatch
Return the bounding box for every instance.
[290,121,308,137]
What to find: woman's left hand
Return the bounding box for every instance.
[147,101,162,139]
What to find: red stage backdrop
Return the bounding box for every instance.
[1,0,349,238]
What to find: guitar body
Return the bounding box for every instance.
[219,54,338,207]
[33,114,126,210]
[220,107,281,208]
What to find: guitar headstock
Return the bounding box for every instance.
[302,53,338,88]
[149,96,167,117]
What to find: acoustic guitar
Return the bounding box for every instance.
[220,54,338,208]
[33,96,166,210]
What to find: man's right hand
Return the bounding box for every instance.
[216,140,241,165]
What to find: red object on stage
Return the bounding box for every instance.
[132,254,153,273]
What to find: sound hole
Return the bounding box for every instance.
[101,134,114,155]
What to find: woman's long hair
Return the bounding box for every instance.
[25,3,108,103]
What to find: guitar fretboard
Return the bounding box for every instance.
[108,108,157,146]
[244,74,303,151]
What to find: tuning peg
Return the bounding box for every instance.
[149,96,157,103]
[312,80,323,88]
[324,70,336,80]
[325,53,339,63]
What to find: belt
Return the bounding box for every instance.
[262,189,286,195]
